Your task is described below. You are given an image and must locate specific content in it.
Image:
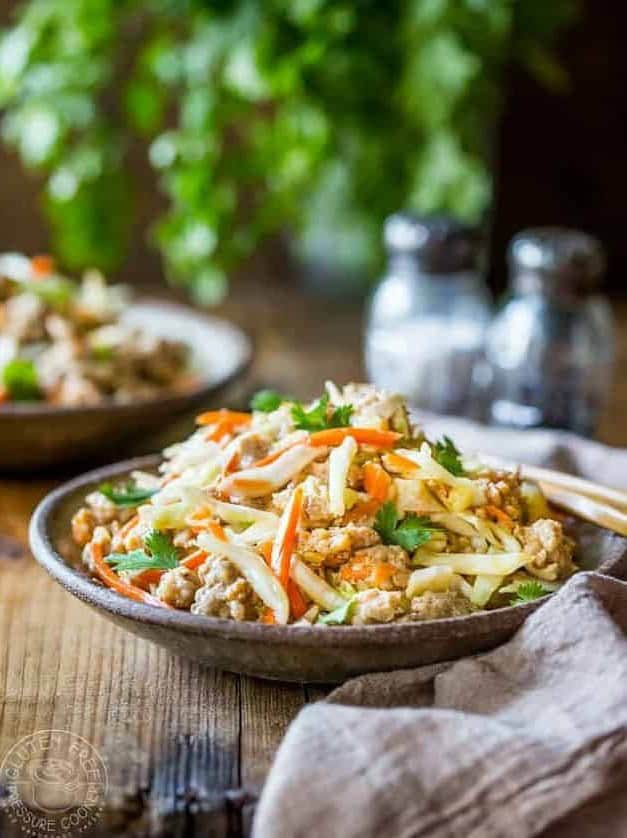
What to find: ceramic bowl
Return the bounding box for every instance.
[29,455,627,683]
[0,300,252,471]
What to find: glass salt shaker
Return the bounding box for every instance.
[364,213,491,416]
[484,227,613,436]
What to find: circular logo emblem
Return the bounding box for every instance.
[1,730,107,837]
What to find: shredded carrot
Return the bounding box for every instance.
[272,485,303,589]
[0,387,8,404]
[484,505,514,529]
[340,561,371,582]
[345,499,381,523]
[259,540,273,563]
[205,418,233,443]
[183,549,208,570]
[196,409,251,428]
[372,562,395,587]
[31,254,54,277]
[308,428,401,448]
[208,520,228,541]
[363,462,392,502]
[222,450,240,475]
[382,451,419,475]
[287,580,308,620]
[261,607,276,625]
[230,477,273,494]
[132,568,165,589]
[90,543,171,608]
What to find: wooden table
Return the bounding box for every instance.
[1,283,626,836]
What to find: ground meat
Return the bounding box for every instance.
[339,383,405,428]
[4,293,46,341]
[71,507,96,547]
[405,591,475,621]
[347,544,411,590]
[475,469,524,521]
[192,556,259,621]
[517,519,575,581]
[84,490,135,526]
[232,431,269,468]
[298,525,381,567]
[156,567,200,609]
[350,590,406,625]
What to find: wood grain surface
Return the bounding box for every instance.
[1,285,626,837]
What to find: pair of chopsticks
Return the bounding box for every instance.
[481,456,627,537]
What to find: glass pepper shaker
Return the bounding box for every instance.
[484,227,614,436]
[364,213,491,416]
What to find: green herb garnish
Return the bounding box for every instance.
[250,389,287,412]
[2,358,41,401]
[509,580,551,605]
[106,529,180,573]
[291,393,354,432]
[432,436,465,476]
[317,597,356,625]
[99,481,158,507]
[26,276,75,310]
[374,502,440,552]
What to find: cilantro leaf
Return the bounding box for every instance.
[106,529,180,573]
[509,580,551,605]
[99,481,158,507]
[374,502,440,552]
[2,358,41,401]
[317,597,356,625]
[250,389,287,412]
[432,436,465,476]
[291,393,354,431]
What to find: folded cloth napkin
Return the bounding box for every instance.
[253,423,627,838]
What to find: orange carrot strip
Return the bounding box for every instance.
[132,568,165,589]
[223,450,240,475]
[484,505,514,530]
[230,477,273,494]
[339,562,370,582]
[259,540,274,563]
[272,486,303,589]
[372,562,395,587]
[183,549,208,570]
[31,254,54,277]
[252,440,301,468]
[115,514,139,542]
[309,428,401,448]
[363,462,392,502]
[345,499,381,523]
[196,409,251,428]
[287,580,307,620]
[90,543,171,609]
[0,387,8,404]
[205,418,233,443]
[208,521,228,541]
[261,607,276,625]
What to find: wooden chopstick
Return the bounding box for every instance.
[537,481,627,537]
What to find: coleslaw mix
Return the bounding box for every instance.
[71,383,577,625]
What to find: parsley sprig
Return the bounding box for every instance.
[509,580,551,605]
[106,530,180,573]
[2,358,41,401]
[99,481,158,508]
[250,389,288,412]
[374,502,441,552]
[432,436,465,477]
[291,393,353,432]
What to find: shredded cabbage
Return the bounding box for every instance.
[221,444,321,498]
[395,444,485,511]
[470,574,504,607]
[394,479,443,514]
[328,435,358,516]
[406,566,455,599]
[197,532,290,624]
[415,551,531,575]
[290,558,346,611]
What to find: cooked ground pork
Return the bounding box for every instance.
[351,590,406,625]
[298,525,381,567]
[406,591,476,621]
[192,556,260,621]
[156,567,200,609]
[518,519,575,581]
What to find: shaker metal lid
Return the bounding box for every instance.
[384,212,481,273]
[509,227,606,290]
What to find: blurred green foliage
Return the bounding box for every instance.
[0,0,576,301]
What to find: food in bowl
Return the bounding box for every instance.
[71,382,577,625]
[0,253,190,405]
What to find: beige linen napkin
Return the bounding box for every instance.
[254,424,627,838]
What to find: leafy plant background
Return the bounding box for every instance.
[0,0,575,302]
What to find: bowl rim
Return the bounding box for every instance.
[0,298,253,418]
[27,454,583,648]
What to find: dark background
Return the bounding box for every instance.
[0,0,625,296]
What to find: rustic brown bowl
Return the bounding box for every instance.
[0,300,252,471]
[29,455,627,683]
